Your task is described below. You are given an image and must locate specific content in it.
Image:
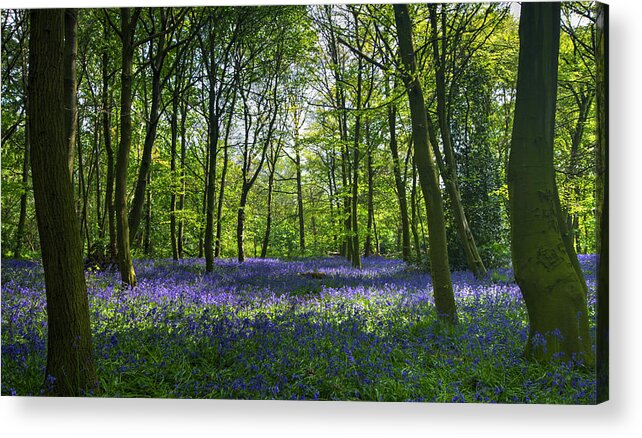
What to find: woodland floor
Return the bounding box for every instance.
[1,255,597,403]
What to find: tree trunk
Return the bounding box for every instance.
[261,163,276,258]
[215,105,234,259]
[410,158,422,261]
[204,108,219,272]
[115,7,138,287]
[170,88,179,260]
[388,101,411,261]
[295,148,305,256]
[64,9,78,178]
[178,97,187,259]
[14,93,30,259]
[143,172,152,256]
[394,4,457,324]
[128,44,163,243]
[28,9,97,396]
[428,4,487,279]
[364,125,375,258]
[508,2,591,363]
[237,187,249,262]
[102,40,116,260]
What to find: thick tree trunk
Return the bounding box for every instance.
[508,2,591,363]
[394,4,457,324]
[428,5,487,279]
[115,7,138,287]
[28,9,97,396]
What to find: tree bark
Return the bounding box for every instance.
[28,9,97,396]
[394,4,457,324]
[114,7,139,287]
[178,97,187,259]
[128,33,164,243]
[64,9,78,178]
[387,101,411,261]
[14,85,29,259]
[508,2,592,363]
[295,147,306,256]
[102,35,116,260]
[364,123,375,258]
[428,4,487,279]
[170,88,179,260]
[215,95,235,258]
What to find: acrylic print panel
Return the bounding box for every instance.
[1,1,607,404]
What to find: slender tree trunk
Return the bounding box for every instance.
[394,4,457,324]
[115,7,138,287]
[28,9,97,396]
[237,187,249,262]
[508,2,591,363]
[261,163,276,258]
[428,5,487,279]
[178,97,187,259]
[14,67,30,259]
[129,48,163,243]
[94,108,102,241]
[215,105,234,259]
[388,101,411,261]
[295,148,305,255]
[410,158,422,261]
[77,114,89,251]
[143,172,152,256]
[364,129,375,258]
[64,9,78,177]
[102,41,116,260]
[170,89,179,260]
[204,109,219,272]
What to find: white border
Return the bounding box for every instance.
[1,1,640,437]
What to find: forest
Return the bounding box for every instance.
[1,2,607,403]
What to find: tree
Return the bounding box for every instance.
[64,9,79,177]
[394,4,457,324]
[508,2,592,363]
[111,7,140,286]
[427,3,490,278]
[28,9,97,395]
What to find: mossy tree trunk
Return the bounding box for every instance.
[28,9,97,396]
[394,4,457,324]
[508,2,592,364]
